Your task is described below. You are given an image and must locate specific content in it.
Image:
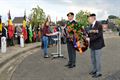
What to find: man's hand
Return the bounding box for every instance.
[46,32,60,36]
[89,30,99,33]
[86,38,90,42]
[52,32,59,35]
[0,33,2,35]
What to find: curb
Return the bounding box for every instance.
[0,44,41,68]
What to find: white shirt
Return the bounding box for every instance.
[92,20,96,28]
[69,20,74,22]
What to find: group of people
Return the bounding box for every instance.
[0,23,14,47]
[0,24,42,48]
[65,12,105,78]
[41,12,105,78]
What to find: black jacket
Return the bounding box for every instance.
[2,27,7,37]
[88,21,105,50]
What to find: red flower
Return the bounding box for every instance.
[73,30,76,33]
[67,26,70,29]
[72,24,74,27]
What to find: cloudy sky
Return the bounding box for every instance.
[0,0,120,22]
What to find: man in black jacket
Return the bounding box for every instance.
[64,12,77,68]
[87,13,105,78]
[2,23,7,37]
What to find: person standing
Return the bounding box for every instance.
[64,12,77,68]
[2,23,7,37]
[42,16,59,58]
[16,26,22,44]
[87,13,105,78]
[42,21,51,58]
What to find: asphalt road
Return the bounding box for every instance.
[11,37,120,80]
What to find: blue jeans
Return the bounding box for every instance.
[42,36,48,55]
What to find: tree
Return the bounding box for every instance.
[28,5,46,28]
[75,10,90,28]
[57,19,66,26]
[108,15,120,31]
[114,19,120,26]
[108,15,119,19]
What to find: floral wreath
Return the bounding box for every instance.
[66,21,88,54]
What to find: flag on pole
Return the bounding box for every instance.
[22,11,27,40]
[0,16,2,32]
[29,24,33,42]
[8,10,14,39]
[33,31,36,42]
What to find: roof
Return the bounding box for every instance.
[13,17,24,24]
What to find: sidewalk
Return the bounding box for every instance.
[0,42,41,68]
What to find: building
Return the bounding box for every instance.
[12,17,24,27]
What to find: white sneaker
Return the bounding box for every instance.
[44,55,49,58]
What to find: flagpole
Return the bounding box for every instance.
[0,15,2,32]
[56,16,57,24]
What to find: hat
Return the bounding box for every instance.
[87,13,96,17]
[67,12,74,16]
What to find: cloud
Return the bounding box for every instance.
[0,0,120,22]
[62,0,72,3]
[66,5,109,20]
[39,0,119,21]
[0,0,38,22]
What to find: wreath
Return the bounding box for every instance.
[66,21,88,54]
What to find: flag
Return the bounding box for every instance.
[33,31,36,42]
[8,10,14,39]
[29,24,33,42]
[0,16,2,32]
[22,11,27,40]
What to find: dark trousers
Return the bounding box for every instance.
[7,38,14,46]
[0,35,1,47]
[17,36,20,44]
[67,42,76,65]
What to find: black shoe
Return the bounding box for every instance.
[65,63,71,67]
[89,72,96,75]
[92,74,102,78]
[68,64,76,68]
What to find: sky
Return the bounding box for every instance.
[0,0,120,22]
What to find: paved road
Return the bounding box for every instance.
[11,37,120,80]
[0,48,40,80]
